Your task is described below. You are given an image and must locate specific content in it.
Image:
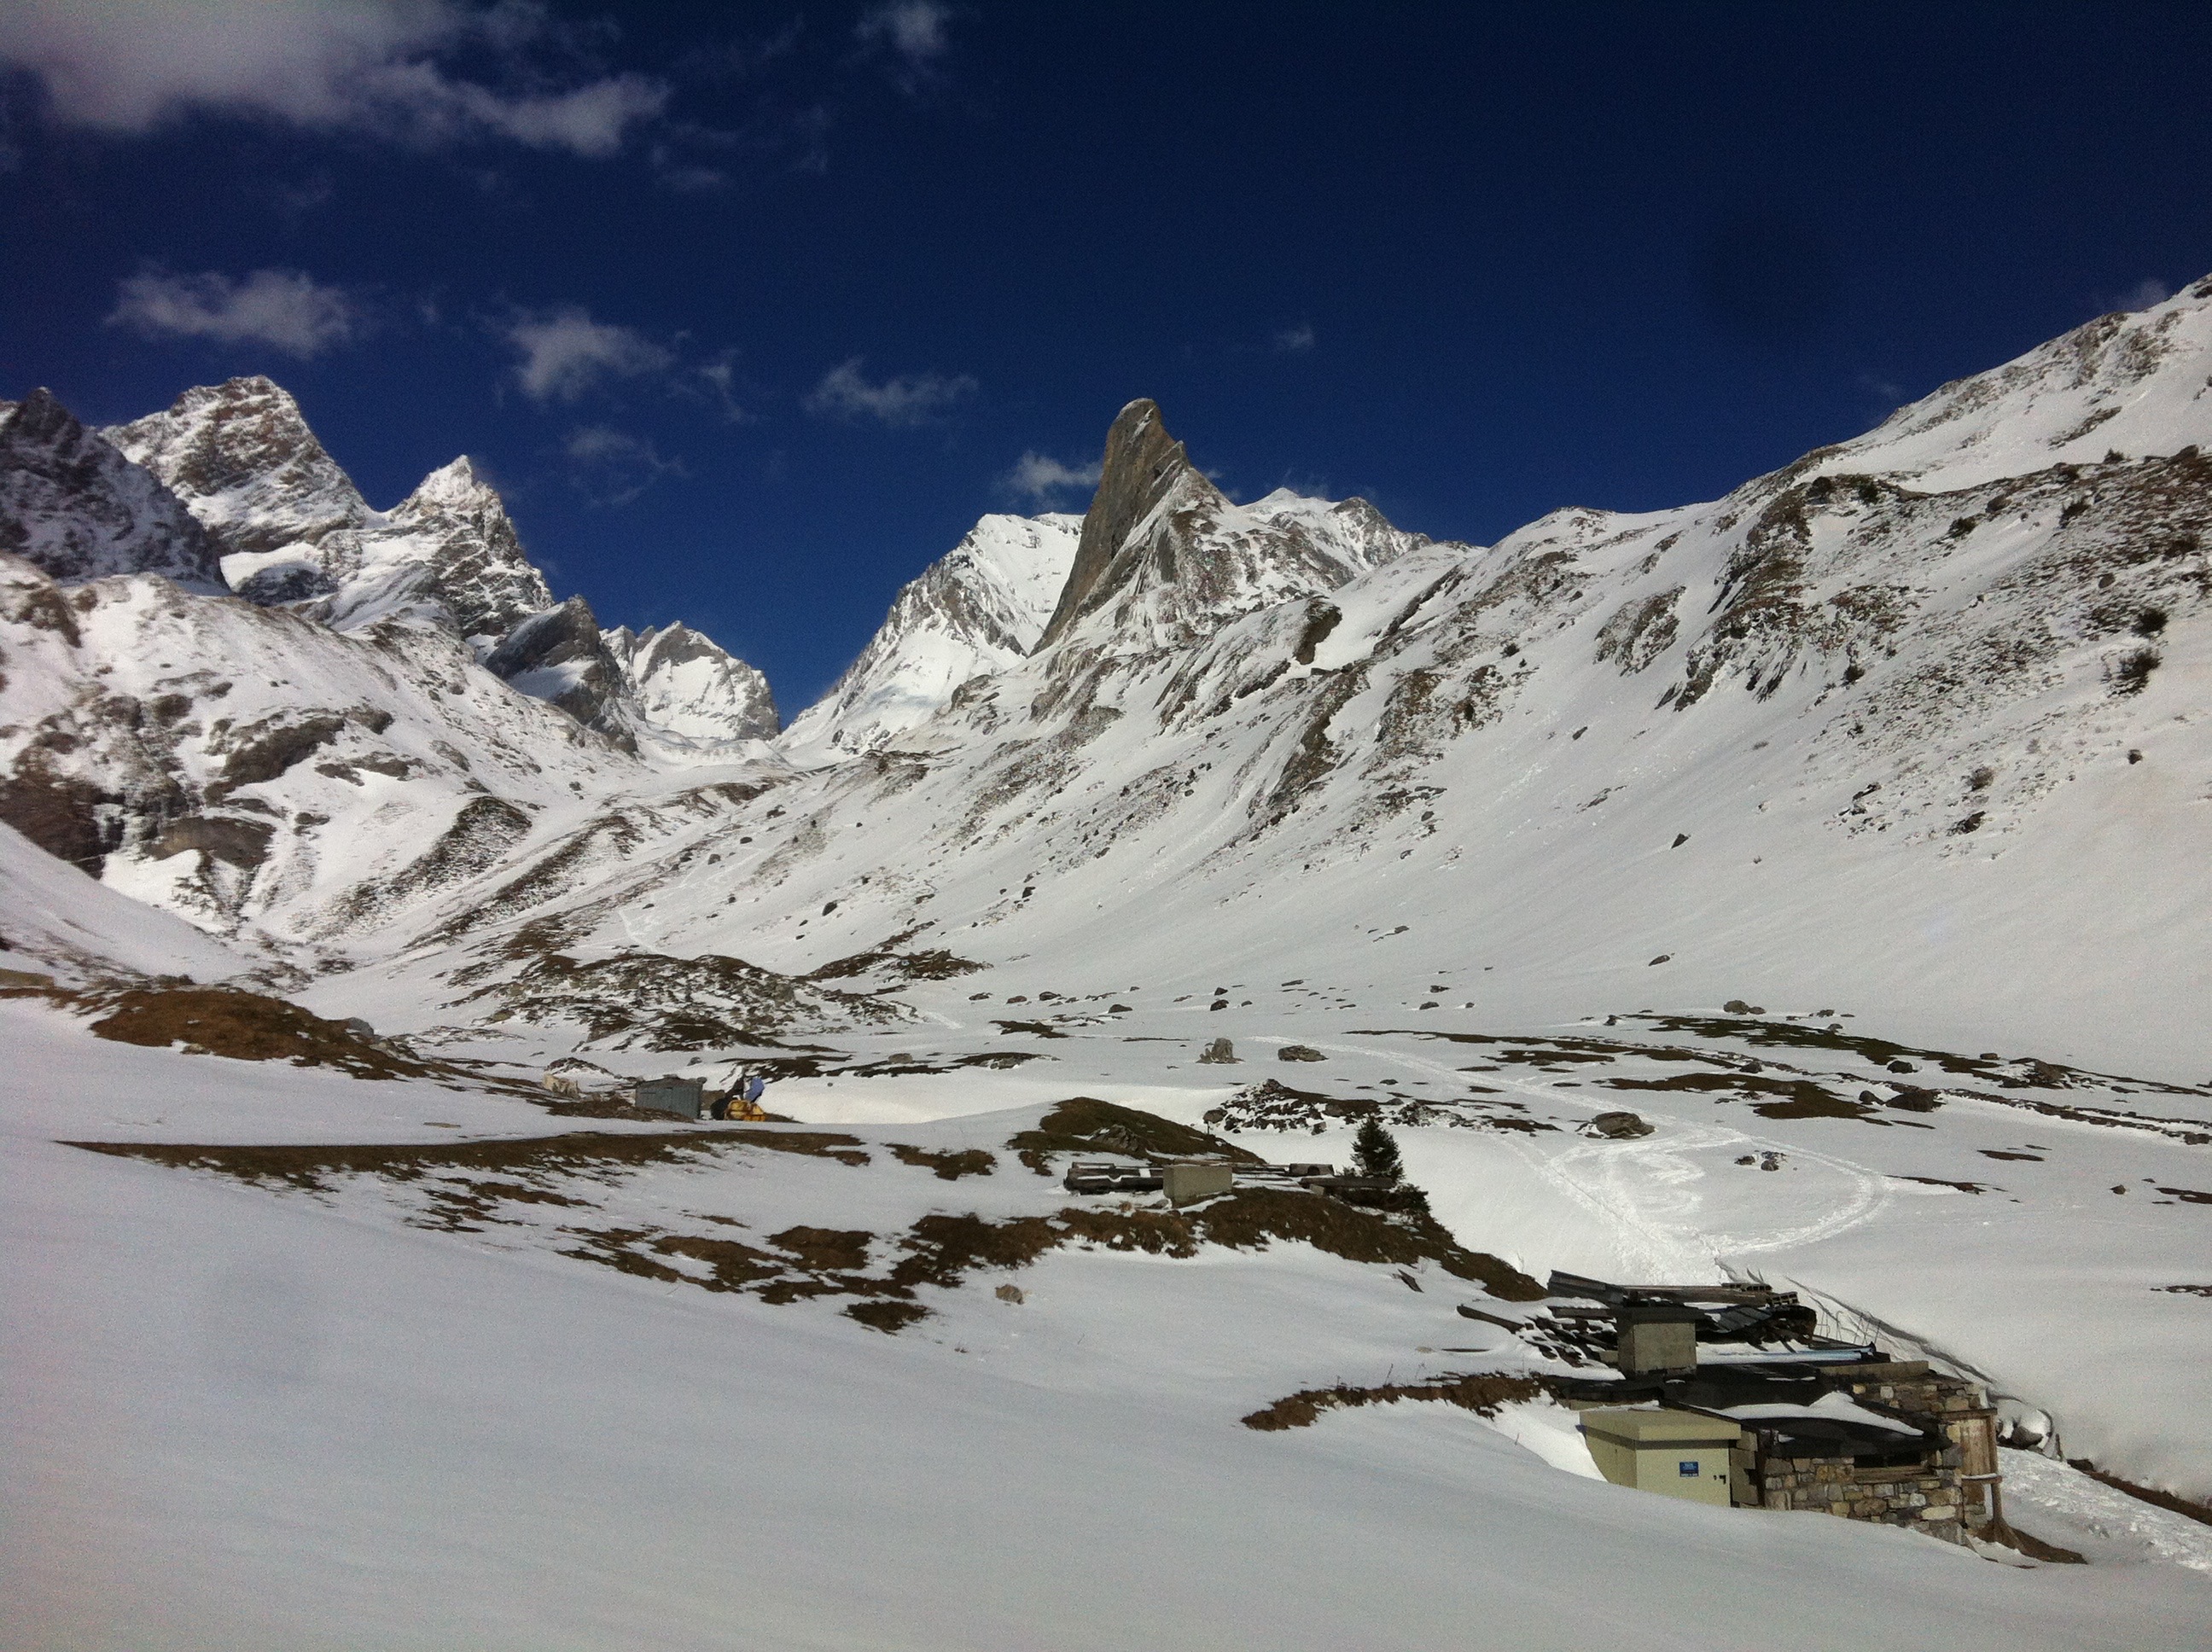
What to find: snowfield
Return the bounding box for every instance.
[5,1005,2211,1651]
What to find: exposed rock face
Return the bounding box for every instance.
[0,389,225,590]
[86,378,788,759]
[1037,399,1217,649]
[105,382,550,643]
[782,512,1077,759]
[603,621,780,747]
[485,596,635,749]
[311,457,555,646]
[0,548,635,925]
[103,376,370,560]
[1033,398,1423,655]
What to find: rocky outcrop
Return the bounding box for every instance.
[103,376,370,560]
[1033,398,1422,655]
[1034,398,1227,650]
[0,389,225,590]
[486,596,636,749]
[311,457,554,646]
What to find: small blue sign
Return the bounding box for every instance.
[1678,1460,1700,1477]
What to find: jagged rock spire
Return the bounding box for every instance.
[1033,398,1228,651]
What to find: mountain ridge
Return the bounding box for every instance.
[0,276,2207,1082]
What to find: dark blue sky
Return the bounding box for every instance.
[4,3,2211,713]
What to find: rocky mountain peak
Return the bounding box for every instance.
[318,454,551,644]
[1033,399,1422,658]
[0,386,226,591]
[402,456,498,513]
[604,621,781,749]
[1035,398,1226,650]
[103,375,370,561]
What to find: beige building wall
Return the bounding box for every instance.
[1580,1411,1742,1508]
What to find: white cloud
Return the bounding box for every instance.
[0,0,667,156]
[1003,451,1102,506]
[1273,321,1316,354]
[108,268,360,357]
[504,307,672,402]
[696,356,750,422]
[804,357,975,427]
[856,3,952,69]
[564,424,684,506]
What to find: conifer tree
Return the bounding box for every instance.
[1352,1116,1403,1183]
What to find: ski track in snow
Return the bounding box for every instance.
[1254,1033,1895,1279]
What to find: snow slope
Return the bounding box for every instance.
[4,1011,2208,1651]
[781,511,1078,759]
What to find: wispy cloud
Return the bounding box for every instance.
[805,357,975,427]
[695,355,753,422]
[564,424,685,506]
[504,306,672,403]
[108,268,361,357]
[1003,451,1101,507]
[0,1,667,157]
[856,3,953,88]
[1273,321,1317,354]
[2116,276,2171,312]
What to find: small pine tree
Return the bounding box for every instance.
[1352,1116,1403,1183]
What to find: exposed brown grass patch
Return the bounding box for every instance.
[66,1125,870,1192]
[771,1226,873,1271]
[889,1213,1063,1289]
[889,1143,998,1180]
[1007,1096,1260,1175]
[83,984,463,1082]
[1055,1205,1202,1257]
[1196,1187,1545,1300]
[1243,1372,1545,1431]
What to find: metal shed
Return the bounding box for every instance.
[635,1075,706,1119]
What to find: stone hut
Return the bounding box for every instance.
[1726,1361,2001,1544]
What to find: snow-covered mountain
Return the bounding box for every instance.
[15,275,2211,1055]
[0,388,226,591]
[50,375,776,762]
[780,511,1079,760]
[104,375,372,562]
[605,621,779,749]
[265,277,2212,1082]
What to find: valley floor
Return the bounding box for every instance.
[5,988,2211,1651]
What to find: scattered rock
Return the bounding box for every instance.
[1584,1111,1653,1139]
[1278,1044,1327,1062]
